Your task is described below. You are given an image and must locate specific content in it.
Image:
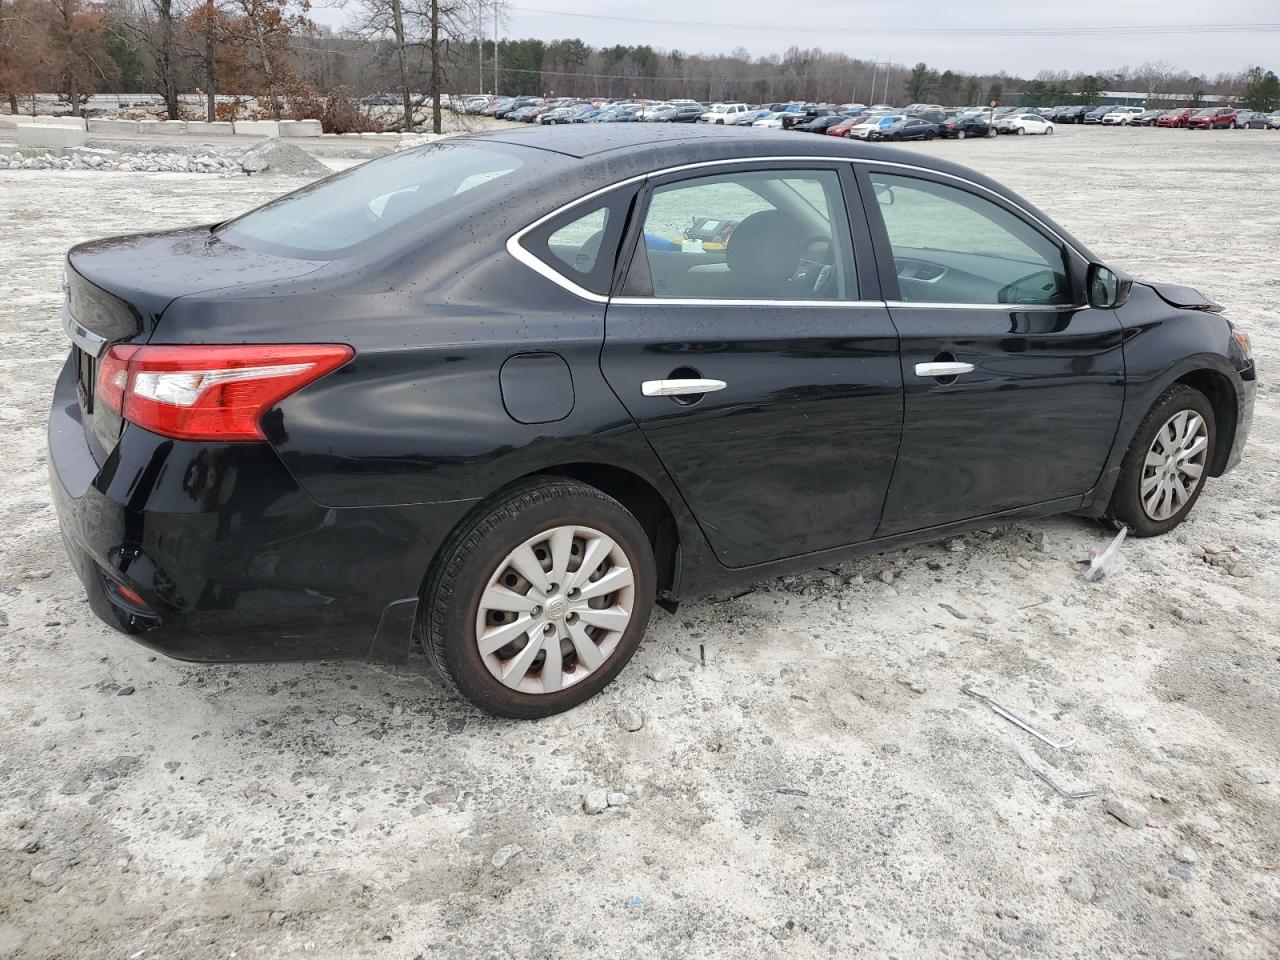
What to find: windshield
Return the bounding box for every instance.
[218,142,525,259]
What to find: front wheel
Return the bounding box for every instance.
[420,478,657,718]
[1108,384,1216,537]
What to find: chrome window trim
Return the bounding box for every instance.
[506,154,1087,306]
[884,300,1088,312]
[610,297,887,308]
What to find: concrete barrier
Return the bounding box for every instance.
[136,119,186,134]
[278,119,323,137]
[186,121,235,136]
[87,118,141,134]
[234,120,280,137]
[0,115,35,129]
[16,124,87,148]
[34,115,87,129]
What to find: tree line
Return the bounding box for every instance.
[2,1,1277,133]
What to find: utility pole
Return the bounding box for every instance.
[493,3,499,95]
[476,3,484,94]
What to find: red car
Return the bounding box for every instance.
[1155,108,1195,128]
[825,119,861,137]
[1187,107,1237,129]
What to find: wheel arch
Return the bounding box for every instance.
[418,458,688,616]
[533,462,682,607]
[1079,353,1242,516]
[1174,367,1238,477]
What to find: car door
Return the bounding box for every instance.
[600,163,903,568]
[859,166,1127,536]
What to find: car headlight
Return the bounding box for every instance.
[1231,328,1252,364]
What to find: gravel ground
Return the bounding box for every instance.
[0,125,1277,959]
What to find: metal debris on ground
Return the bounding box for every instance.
[1009,738,1098,800]
[961,684,1076,750]
[1085,526,1128,581]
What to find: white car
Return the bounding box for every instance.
[636,102,672,120]
[700,103,751,124]
[1101,106,1145,125]
[847,114,904,139]
[997,113,1055,135]
[752,112,798,128]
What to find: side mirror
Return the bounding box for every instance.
[1087,263,1131,308]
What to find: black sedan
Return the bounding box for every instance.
[939,116,991,139]
[782,108,836,129]
[874,117,939,141]
[791,115,848,134]
[650,105,704,123]
[50,126,1257,718]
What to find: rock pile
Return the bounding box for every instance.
[0,143,327,176]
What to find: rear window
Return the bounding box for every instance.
[218,142,525,259]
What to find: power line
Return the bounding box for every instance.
[509,7,1280,38]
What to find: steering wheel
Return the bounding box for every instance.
[792,234,837,297]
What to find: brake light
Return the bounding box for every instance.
[96,343,354,441]
[96,343,139,412]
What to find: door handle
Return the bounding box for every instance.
[915,361,974,379]
[641,378,727,398]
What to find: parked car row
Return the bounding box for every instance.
[1042,102,1280,129]
[451,94,1280,135]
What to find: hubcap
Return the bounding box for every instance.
[474,524,635,694]
[1140,410,1209,521]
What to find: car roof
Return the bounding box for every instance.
[472,122,901,160]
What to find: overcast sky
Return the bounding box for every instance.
[311,1,1278,80]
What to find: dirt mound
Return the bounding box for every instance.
[238,138,328,177]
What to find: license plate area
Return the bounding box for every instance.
[75,346,95,415]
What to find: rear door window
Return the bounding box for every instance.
[623,168,856,301]
[519,188,636,296]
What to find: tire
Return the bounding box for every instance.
[1046,125,1054,135]
[1015,126,1025,135]
[957,130,966,140]
[1107,385,1216,538]
[924,131,935,141]
[419,477,657,718]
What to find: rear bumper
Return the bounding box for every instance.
[48,355,477,663]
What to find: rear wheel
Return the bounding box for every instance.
[1046,126,1054,135]
[957,129,967,140]
[1016,126,1025,135]
[1108,385,1216,537]
[420,478,657,718]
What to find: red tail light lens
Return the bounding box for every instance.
[96,343,354,441]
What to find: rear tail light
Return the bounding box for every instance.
[96,343,353,441]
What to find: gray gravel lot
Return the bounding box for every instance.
[0,124,1277,959]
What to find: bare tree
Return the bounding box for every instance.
[118,0,183,118]
[345,0,498,133]
[1134,60,1176,101]
[44,0,118,114]
[1,0,52,113]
